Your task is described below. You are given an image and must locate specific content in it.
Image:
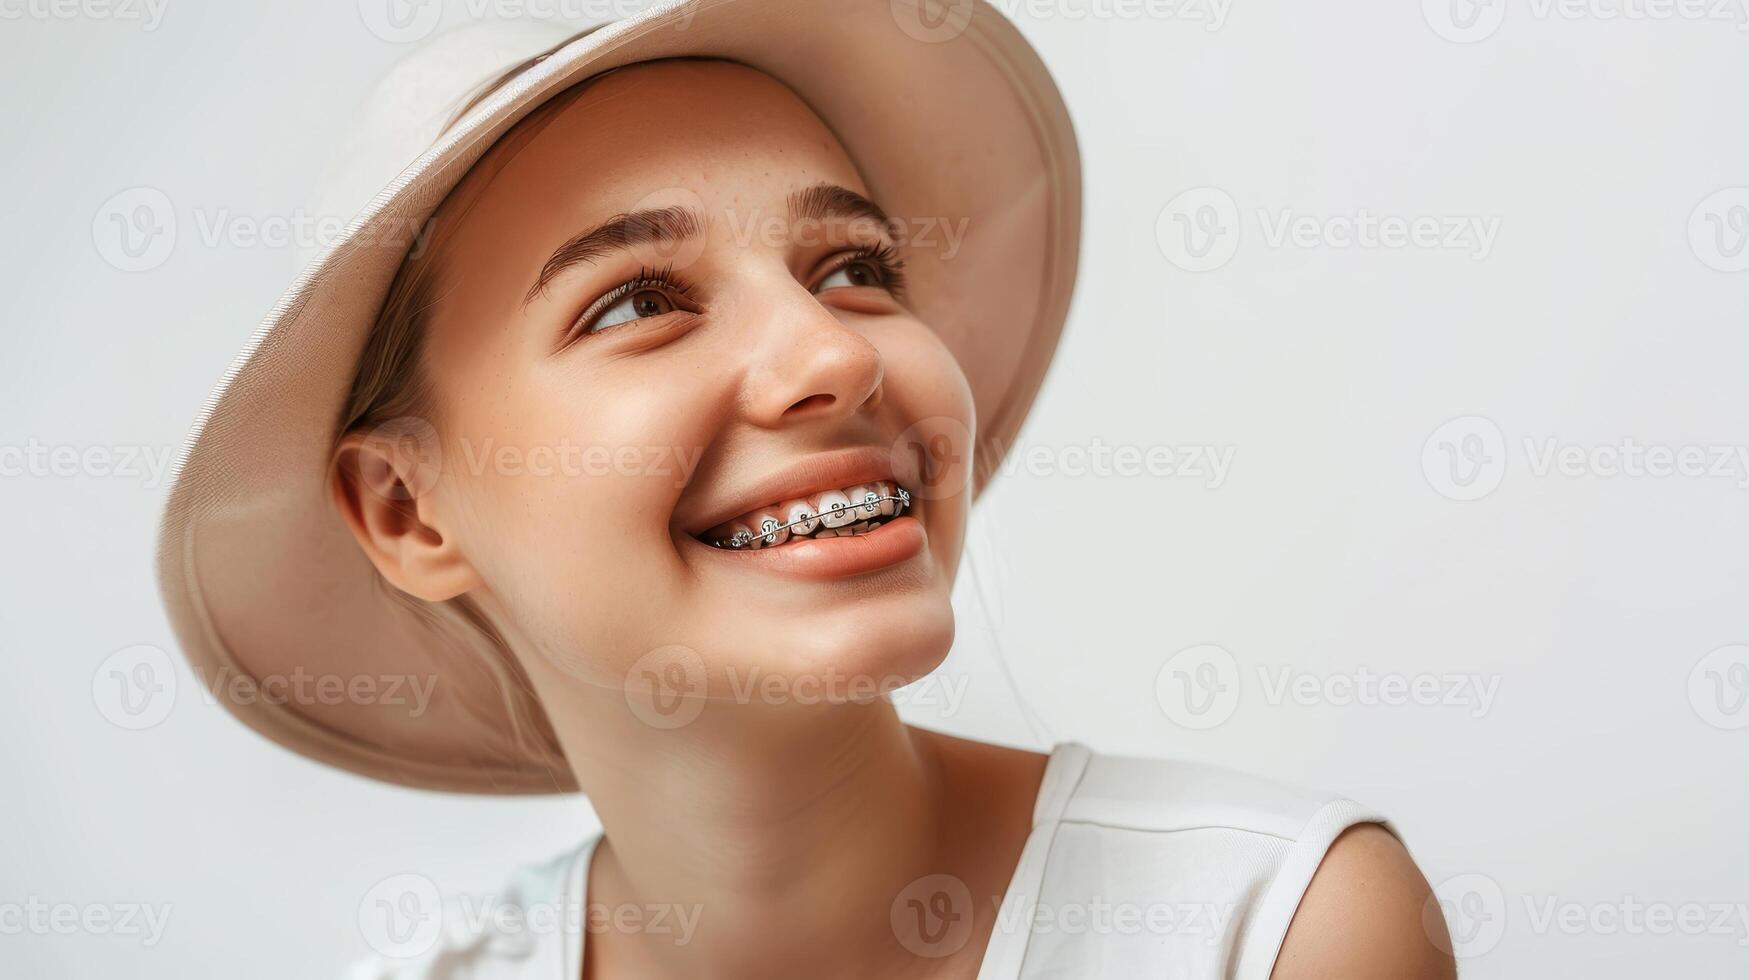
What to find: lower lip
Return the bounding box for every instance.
[688,514,927,578]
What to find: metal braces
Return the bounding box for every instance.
[710,487,912,550]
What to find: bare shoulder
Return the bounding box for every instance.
[1270,822,1457,980]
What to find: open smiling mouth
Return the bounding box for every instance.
[699,481,913,551]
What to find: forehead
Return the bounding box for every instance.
[435,58,869,259]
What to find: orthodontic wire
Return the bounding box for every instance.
[712,488,912,549]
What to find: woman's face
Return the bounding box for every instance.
[410,59,975,707]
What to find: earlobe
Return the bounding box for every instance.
[329,430,483,603]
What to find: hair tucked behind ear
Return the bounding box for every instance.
[332,24,614,783]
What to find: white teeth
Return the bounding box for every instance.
[752,510,789,548]
[784,500,819,536]
[706,481,908,548]
[816,490,855,528]
[845,484,882,519]
[875,480,897,517]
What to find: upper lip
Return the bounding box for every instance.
[679,446,901,536]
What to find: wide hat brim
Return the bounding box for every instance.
[156,0,1081,794]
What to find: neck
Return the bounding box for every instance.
[534,674,984,979]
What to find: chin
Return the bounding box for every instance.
[741,588,958,701]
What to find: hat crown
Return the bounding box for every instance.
[294,18,582,273]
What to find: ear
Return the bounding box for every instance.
[329,422,482,602]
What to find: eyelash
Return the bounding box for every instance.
[565,264,697,343]
[820,243,909,301]
[564,245,910,346]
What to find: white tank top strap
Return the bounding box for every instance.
[975,741,1093,980]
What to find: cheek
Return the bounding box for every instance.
[876,320,977,575]
[882,321,977,490]
[435,375,721,674]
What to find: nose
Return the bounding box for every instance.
[741,278,884,429]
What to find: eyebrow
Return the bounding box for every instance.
[521,183,894,308]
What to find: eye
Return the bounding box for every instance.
[814,259,886,292]
[562,264,699,348]
[589,288,678,333]
[812,244,907,300]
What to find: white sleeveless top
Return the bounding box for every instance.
[350,742,1392,980]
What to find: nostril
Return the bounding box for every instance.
[786,393,836,415]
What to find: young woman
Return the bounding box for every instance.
[156,5,1453,978]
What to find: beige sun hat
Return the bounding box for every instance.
[156,0,1082,794]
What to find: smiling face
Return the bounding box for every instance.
[341,58,977,711]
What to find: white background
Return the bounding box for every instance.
[4,0,1748,976]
